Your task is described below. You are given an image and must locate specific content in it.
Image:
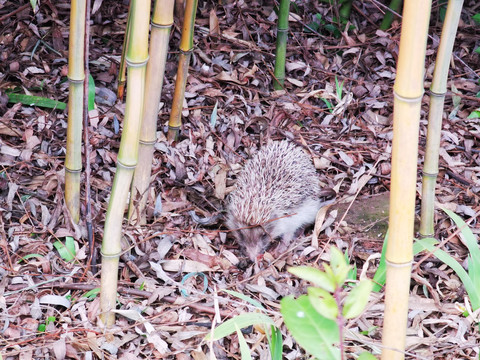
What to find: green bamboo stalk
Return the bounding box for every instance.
[381,1,432,359]
[273,0,290,90]
[65,0,86,224]
[380,0,403,30]
[99,0,151,327]
[129,0,174,224]
[167,0,198,142]
[420,0,464,237]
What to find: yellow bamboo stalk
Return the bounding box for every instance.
[99,0,151,327]
[420,0,464,237]
[167,0,198,142]
[381,1,432,359]
[65,0,86,224]
[129,0,175,224]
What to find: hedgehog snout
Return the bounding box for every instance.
[235,226,271,262]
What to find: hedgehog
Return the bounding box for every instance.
[226,140,326,262]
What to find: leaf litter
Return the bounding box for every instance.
[0,0,480,359]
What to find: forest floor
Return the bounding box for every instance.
[1,0,480,359]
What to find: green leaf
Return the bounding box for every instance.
[473,13,480,24]
[342,280,373,319]
[335,76,344,99]
[467,109,480,118]
[288,266,336,293]
[6,93,66,110]
[267,325,283,360]
[321,98,334,113]
[83,288,101,300]
[307,287,338,320]
[205,313,275,341]
[330,247,350,286]
[442,208,480,292]
[46,316,56,325]
[18,253,44,262]
[53,236,76,262]
[474,47,480,55]
[415,237,480,310]
[344,249,357,280]
[281,295,340,360]
[37,324,46,332]
[358,352,378,360]
[221,289,265,310]
[235,325,253,360]
[372,231,388,292]
[88,74,96,111]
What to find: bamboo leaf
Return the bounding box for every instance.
[205,313,275,341]
[235,325,253,360]
[7,93,66,110]
[221,289,265,310]
[53,236,76,262]
[88,74,96,111]
[415,237,480,310]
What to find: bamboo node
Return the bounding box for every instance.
[68,76,85,83]
[65,167,82,173]
[429,89,446,97]
[139,139,156,146]
[393,90,423,103]
[117,161,137,170]
[125,57,149,68]
[385,259,413,268]
[100,250,122,259]
[422,171,438,178]
[151,22,173,29]
[180,48,194,55]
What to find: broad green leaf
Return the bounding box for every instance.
[235,325,253,360]
[342,280,373,319]
[205,313,275,341]
[288,266,336,293]
[330,247,350,286]
[281,295,340,360]
[358,352,377,360]
[473,13,480,24]
[308,287,338,320]
[222,289,265,310]
[7,93,66,110]
[415,237,480,310]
